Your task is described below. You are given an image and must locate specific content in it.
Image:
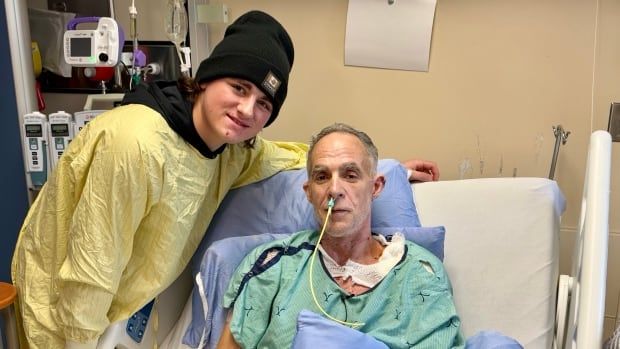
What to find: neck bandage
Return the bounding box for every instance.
[319,233,405,289]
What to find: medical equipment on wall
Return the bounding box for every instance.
[83,93,125,111]
[22,112,48,188]
[73,110,104,135]
[165,0,191,75]
[58,4,183,93]
[47,111,74,171]
[64,17,124,67]
[73,93,123,137]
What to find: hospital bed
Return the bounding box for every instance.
[94,130,611,349]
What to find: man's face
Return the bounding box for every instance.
[193,78,273,150]
[303,132,384,238]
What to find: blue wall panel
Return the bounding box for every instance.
[0,2,30,282]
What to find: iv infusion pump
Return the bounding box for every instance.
[23,112,48,187]
[22,110,106,188]
[64,17,123,67]
[48,111,74,170]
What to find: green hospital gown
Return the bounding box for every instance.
[224,230,465,349]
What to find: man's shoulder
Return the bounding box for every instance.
[404,240,441,261]
[402,240,448,278]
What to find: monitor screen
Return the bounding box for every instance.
[70,37,91,57]
[25,124,43,137]
[51,123,70,137]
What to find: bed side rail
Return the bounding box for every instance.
[563,130,612,349]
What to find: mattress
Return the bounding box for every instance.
[413,177,565,348]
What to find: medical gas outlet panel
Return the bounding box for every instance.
[48,111,74,171]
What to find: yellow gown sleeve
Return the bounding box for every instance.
[230,137,308,189]
[55,145,151,342]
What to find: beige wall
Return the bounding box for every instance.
[208,0,620,339]
[114,0,170,41]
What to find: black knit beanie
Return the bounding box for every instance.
[194,10,294,127]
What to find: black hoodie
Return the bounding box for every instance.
[121,81,226,159]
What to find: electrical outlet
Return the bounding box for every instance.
[608,102,620,142]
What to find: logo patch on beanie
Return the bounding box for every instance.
[262,71,281,98]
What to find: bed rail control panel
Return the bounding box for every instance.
[97,300,155,348]
[126,300,154,343]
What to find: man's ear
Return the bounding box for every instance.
[303,181,311,202]
[372,175,386,199]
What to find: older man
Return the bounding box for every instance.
[217,123,463,348]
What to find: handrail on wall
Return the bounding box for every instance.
[549,125,571,180]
